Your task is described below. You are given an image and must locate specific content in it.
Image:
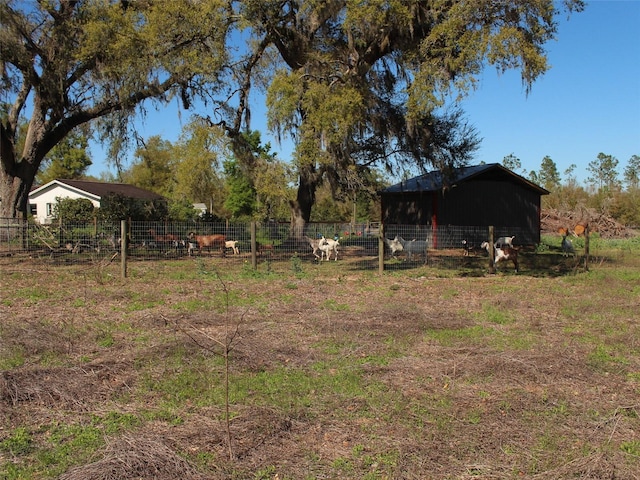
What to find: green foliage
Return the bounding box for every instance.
[224,159,257,219]
[123,136,174,197]
[53,197,95,223]
[610,188,640,227]
[167,198,199,222]
[502,153,523,175]
[623,154,640,190]
[37,130,92,185]
[538,155,561,191]
[172,119,228,214]
[587,152,621,192]
[96,193,168,222]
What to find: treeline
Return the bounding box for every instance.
[40,129,639,228]
[521,153,639,227]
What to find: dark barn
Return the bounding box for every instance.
[380,163,549,247]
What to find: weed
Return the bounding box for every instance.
[0,427,33,456]
[290,253,304,275]
[425,325,493,347]
[93,411,140,434]
[254,465,278,479]
[478,303,514,325]
[620,440,640,456]
[96,331,114,348]
[587,344,629,373]
[28,422,105,477]
[322,299,350,311]
[0,346,25,369]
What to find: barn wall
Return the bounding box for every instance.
[381,180,542,244]
[381,192,434,225]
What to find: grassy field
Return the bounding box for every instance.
[1,238,639,479]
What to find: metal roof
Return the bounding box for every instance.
[382,163,549,195]
[29,179,165,200]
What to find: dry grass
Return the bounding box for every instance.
[1,252,639,479]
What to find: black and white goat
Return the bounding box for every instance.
[494,235,515,250]
[462,239,472,256]
[481,241,518,273]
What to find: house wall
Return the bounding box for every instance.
[381,180,542,245]
[29,185,100,224]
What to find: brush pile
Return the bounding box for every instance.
[541,208,637,238]
[58,435,205,480]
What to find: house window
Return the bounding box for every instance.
[29,204,37,216]
[46,203,54,217]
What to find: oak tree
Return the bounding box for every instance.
[1,0,229,218]
[217,0,584,235]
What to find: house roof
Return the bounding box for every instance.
[382,163,549,195]
[29,179,165,201]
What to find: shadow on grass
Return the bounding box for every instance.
[342,249,610,278]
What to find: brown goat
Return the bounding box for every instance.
[188,232,226,256]
[148,228,179,244]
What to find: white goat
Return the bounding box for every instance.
[225,240,240,255]
[303,235,338,261]
[481,241,518,273]
[303,235,322,260]
[319,236,339,261]
[396,236,428,261]
[384,236,404,259]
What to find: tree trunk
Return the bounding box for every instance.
[0,161,37,220]
[289,164,318,239]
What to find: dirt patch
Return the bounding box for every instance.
[1,262,639,479]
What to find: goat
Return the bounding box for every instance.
[188,231,226,256]
[225,240,240,255]
[256,242,274,255]
[149,228,180,245]
[561,234,575,257]
[303,235,338,261]
[303,235,323,260]
[494,235,515,250]
[384,236,404,259]
[462,239,471,256]
[319,236,339,261]
[396,236,428,261]
[481,241,518,273]
[186,239,199,256]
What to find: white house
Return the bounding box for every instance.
[193,203,208,216]
[28,179,164,223]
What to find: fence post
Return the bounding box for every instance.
[251,221,257,270]
[120,219,127,279]
[583,224,590,271]
[488,226,495,274]
[379,223,385,274]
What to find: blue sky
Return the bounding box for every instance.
[89,0,640,186]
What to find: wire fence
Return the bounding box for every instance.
[0,218,586,274]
